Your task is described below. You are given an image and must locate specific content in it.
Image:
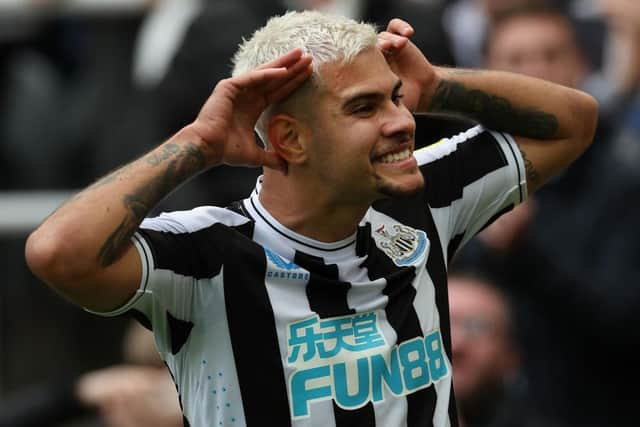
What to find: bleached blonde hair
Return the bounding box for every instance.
[232,10,378,146]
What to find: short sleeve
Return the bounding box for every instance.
[83,207,246,353]
[414,125,527,258]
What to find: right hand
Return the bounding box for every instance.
[191,49,312,172]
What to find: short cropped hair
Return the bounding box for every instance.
[231,10,378,146]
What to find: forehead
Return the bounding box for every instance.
[448,278,507,317]
[317,48,399,100]
[492,15,575,50]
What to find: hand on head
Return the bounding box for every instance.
[377,18,438,113]
[191,49,312,172]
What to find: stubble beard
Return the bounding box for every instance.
[376,169,425,199]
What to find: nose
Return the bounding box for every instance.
[380,103,415,141]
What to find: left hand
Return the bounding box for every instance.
[377,19,438,113]
[77,365,183,427]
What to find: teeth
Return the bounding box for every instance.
[379,149,412,164]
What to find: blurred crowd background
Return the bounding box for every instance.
[1,0,639,426]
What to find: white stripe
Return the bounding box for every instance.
[414,125,485,166]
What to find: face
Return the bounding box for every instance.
[299,47,422,205]
[482,0,532,16]
[486,14,586,88]
[448,276,519,399]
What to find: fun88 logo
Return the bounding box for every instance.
[286,311,450,419]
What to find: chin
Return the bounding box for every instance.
[377,174,425,199]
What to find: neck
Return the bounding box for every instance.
[259,170,370,243]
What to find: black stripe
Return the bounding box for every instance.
[356,223,372,257]
[294,252,354,318]
[294,251,377,426]
[421,131,508,208]
[447,233,465,264]
[223,225,291,426]
[166,311,194,355]
[373,193,459,427]
[251,198,355,252]
[226,199,250,218]
[420,210,459,427]
[139,224,226,279]
[360,224,435,427]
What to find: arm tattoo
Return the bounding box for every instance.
[429,80,559,140]
[97,142,205,267]
[518,145,541,188]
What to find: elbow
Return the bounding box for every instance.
[25,228,87,293]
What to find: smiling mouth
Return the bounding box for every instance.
[377,148,413,164]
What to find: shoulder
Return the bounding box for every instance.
[414,124,487,166]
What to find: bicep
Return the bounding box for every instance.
[79,242,143,313]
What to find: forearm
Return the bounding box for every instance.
[424,67,595,141]
[26,125,211,279]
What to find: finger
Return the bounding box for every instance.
[265,62,313,104]
[236,54,312,92]
[378,32,409,50]
[260,54,312,91]
[386,18,414,37]
[233,67,290,90]
[377,38,393,54]
[256,48,304,71]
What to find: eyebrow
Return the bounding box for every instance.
[341,79,403,111]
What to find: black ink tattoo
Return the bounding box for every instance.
[518,146,541,188]
[146,143,181,166]
[429,80,559,140]
[97,143,206,267]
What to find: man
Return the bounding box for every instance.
[479,6,640,424]
[25,10,597,427]
[484,4,588,90]
[442,0,547,68]
[448,271,520,427]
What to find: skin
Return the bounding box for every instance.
[25,18,598,314]
[260,47,422,242]
[485,14,587,89]
[448,276,519,399]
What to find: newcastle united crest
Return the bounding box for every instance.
[372,222,429,266]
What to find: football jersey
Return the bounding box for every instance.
[93,125,526,427]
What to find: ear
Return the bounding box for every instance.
[267,114,308,165]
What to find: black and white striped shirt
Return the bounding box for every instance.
[96,125,526,427]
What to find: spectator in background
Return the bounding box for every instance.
[443,0,549,67]
[75,321,183,427]
[481,3,640,295]
[598,0,640,175]
[0,320,182,427]
[458,3,640,424]
[448,269,521,427]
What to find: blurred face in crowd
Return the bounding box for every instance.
[485,13,587,88]
[482,0,533,17]
[449,275,520,400]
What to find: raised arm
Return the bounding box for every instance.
[379,19,598,194]
[25,49,312,312]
